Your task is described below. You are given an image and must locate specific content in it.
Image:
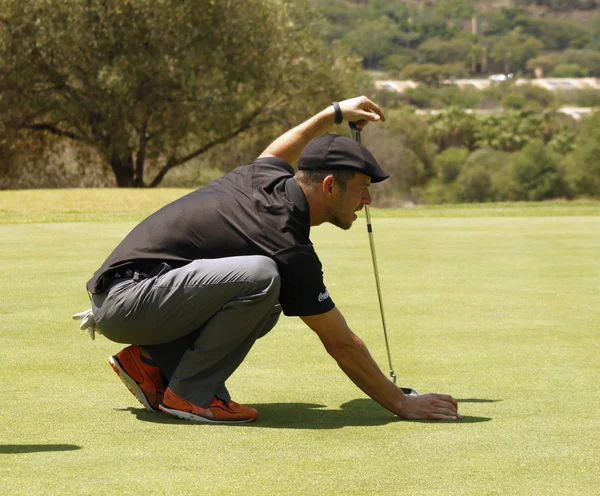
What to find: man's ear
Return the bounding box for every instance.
[321,174,335,198]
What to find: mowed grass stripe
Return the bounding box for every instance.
[0,194,599,495]
[0,189,599,224]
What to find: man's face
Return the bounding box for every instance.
[328,172,372,230]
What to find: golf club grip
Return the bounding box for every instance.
[349,121,361,144]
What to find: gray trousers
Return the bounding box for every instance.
[91,255,281,407]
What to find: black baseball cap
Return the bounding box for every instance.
[297,134,390,183]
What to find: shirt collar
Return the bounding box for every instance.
[285,176,310,236]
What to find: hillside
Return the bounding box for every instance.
[312,0,600,78]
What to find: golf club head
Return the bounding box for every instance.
[400,387,419,397]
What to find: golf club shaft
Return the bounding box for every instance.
[349,122,397,385]
[364,204,396,384]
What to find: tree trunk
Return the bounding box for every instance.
[482,46,488,73]
[109,151,135,187]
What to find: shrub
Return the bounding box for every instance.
[510,84,556,108]
[550,64,589,78]
[461,147,515,201]
[457,166,493,203]
[502,93,528,110]
[555,88,600,108]
[426,107,479,151]
[421,180,460,204]
[402,85,481,109]
[402,86,441,108]
[510,140,569,200]
[434,147,469,184]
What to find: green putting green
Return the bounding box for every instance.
[1,191,598,495]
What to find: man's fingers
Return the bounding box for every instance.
[340,96,386,126]
[399,393,460,421]
[363,100,385,121]
[431,394,459,409]
[431,413,462,421]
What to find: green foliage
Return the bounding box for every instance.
[475,111,547,152]
[402,85,481,109]
[564,112,600,197]
[434,147,469,184]
[501,84,556,111]
[400,63,467,86]
[561,49,600,77]
[525,52,563,76]
[481,8,522,36]
[555,88,600,108]
[426,107,479,151]
[312,1,596,75]
[380,51,414,75]
[418,37,473,65]
[502,94,528,110]
[515,16,591,51]
[421,180,460,204]
[550,64,589,78]
[460,147,515,202]
[457,166,494,202]
[510,140,569,200]
[341,16,398,69]
[0,0,363,187]
[516,0,598,10]
[433,0,475,20]
[414,107,584,203]
[488,29,544,74]
[366,109,437,200]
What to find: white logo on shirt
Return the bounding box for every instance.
[318,289,330,302]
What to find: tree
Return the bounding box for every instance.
[433,0,474,21]
[562,49,600,77]
[475,111,546,152]
[418,37,473,65]
[515,16,591,51]
[0,0,362,187]
[525,52,563,77]
[341,16,398,69]
[550,64,589,78]
[426,107,479,152]
[489,29,543,74]
[400,63,467,87]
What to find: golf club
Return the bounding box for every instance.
[349,121,418,397]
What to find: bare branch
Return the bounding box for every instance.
[25,123,88,143]
[148,113,264,187]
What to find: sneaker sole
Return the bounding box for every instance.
[158,404,256,424]
[108,355,157,412]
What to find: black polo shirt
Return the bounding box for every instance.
[86,156,335,317]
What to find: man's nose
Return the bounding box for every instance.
[363,188,372,205]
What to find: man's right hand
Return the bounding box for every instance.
[396,393,461,421]
[338,96,385,130]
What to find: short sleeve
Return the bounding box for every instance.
[274,246,335,317]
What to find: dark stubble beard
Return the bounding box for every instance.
[328,201,354,231]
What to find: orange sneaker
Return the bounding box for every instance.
[158,388,258,424]
[108,345,165,412]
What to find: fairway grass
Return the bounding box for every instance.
[1,190,599,495]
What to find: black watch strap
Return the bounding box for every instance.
[332,101,343,125]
